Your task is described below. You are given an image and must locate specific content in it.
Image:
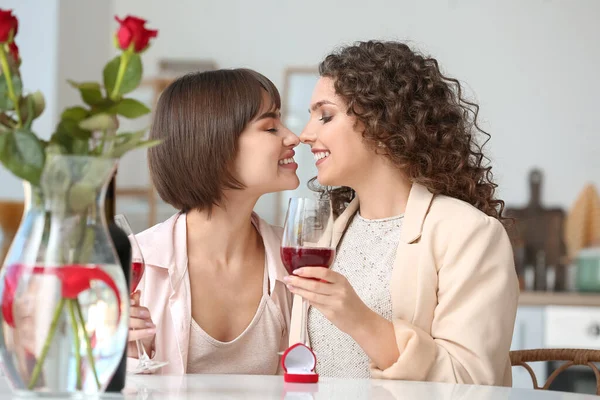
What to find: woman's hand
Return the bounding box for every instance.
[284,267,400,370]
[128,290,156,359]
[283,267,370,335]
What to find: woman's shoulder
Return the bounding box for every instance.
[135,213,180,245]
[133,213,183,269]
[425,194,508,240]
[251,212,283,241]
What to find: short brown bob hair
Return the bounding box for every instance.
[148,68,281,213]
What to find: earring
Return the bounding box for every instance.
[377,141,386,148]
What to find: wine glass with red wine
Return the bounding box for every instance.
[114,214,168,374]
[281,198,335,346]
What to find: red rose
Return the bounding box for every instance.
[114,15,158,53]
[0,9,18,44]
[8,41,18,63]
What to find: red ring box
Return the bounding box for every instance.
[281,343,319,383]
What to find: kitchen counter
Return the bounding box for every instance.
[519,291,600,307]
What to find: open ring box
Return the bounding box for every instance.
[281,343,319,383]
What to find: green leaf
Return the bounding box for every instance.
[114,98,150,118]
[50,132,89,155]
[57,106,92,141]
[105,130,160,158]
[103,54,143,98]
[121,54,143,95]
[68,80,104,106]
[50,120,90,154]
[56,118,92,141]
[90,99,118,114]
[103,57,120,97]
[61,106,89,121]
[79,113,118,131]
[0,73,23,111]
[0,128,45,185]
[109,138,161,158]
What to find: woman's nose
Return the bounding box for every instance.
[299,124,316,144]
[283,127,300,147]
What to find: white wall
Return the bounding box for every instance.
[0,0,60,199]
[111,0,600,225]
[56,0,112,115]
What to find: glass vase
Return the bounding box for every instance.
[0,155,129,396]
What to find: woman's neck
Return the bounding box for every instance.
[185,193,262,269]
[351,159,412,219]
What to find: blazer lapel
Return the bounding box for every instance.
[400,183,433,244]
[332,198,360,248]
[392,183,434,323]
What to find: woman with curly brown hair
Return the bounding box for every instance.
[283,41,519,385]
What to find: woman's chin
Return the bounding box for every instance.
[273,176,300,192]
[316,172,338,188]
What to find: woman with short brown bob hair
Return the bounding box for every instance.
[126,68,300,375]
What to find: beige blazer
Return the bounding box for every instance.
[289,183,519,386]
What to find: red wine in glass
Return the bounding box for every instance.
[280,247,335,274]
[280,197,335,346]
[130,261,145,292]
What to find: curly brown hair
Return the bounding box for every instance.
[311,40,506,221]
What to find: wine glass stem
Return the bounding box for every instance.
[136,338,151,363]
[300,298,309,346]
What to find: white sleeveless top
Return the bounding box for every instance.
[186,261,285,374]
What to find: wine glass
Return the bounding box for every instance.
[281,198,336,347]
[114,214,168,374]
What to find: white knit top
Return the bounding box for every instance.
[307,212,404,378]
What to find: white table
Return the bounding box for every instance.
[0,374,597,399]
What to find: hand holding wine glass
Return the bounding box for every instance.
[280,198,336,346]
[114,214,169,374]
[281,200,372,339]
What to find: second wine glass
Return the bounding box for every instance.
[114,214,169,374]
[281,198,336,347]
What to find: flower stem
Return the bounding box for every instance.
[0,45,22,127]
[95,130,107,155]
[75,300,100,389]
[28,297,66,390]
[109,50,131,101]
[67,300,82,390]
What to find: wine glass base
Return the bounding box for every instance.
[131,360,169,374]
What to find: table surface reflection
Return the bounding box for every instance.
[121,374,595,400]
[0,374,596,399]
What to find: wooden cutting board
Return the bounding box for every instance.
[504,169,567,291]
